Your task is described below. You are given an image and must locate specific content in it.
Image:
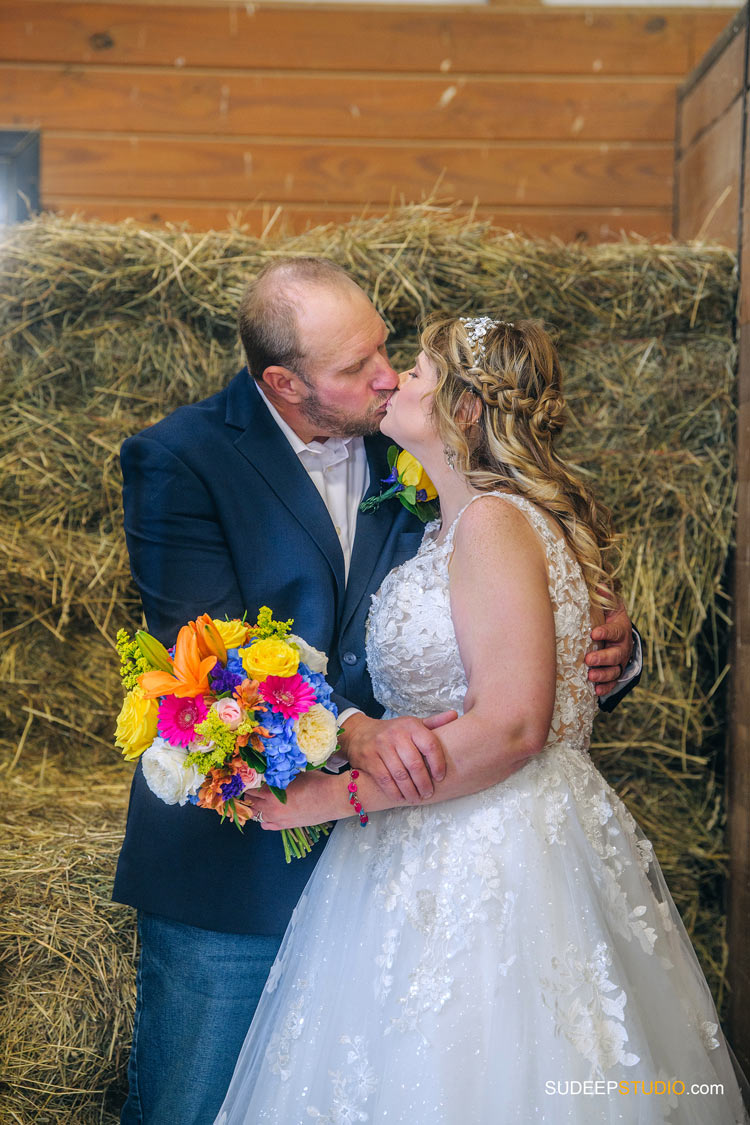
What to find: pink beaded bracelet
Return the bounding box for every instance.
[347,769,369,826]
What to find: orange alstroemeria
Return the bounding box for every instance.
[196,772,255,826]
[190,613,228,665]
[196,772,228,812]
[139,625,217,699]
[234,678,265,713]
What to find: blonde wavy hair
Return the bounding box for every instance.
[420,314,618,612]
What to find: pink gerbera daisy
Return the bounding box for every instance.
[259,673,316,721]
[158,693,209,746]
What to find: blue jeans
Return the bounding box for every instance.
[120,912,282,1125]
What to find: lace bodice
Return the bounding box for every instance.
[366,491,598,755]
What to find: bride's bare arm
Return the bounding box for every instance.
[426,495,557,791]
[251,496,559,830]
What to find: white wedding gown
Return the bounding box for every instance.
[216,493,748,1124]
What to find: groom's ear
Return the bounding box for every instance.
[261,366,307,404]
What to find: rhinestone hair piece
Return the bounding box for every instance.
[460,316,513,366]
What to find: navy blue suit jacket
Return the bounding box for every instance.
[113,369,424,935]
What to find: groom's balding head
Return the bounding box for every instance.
[239,257,366,383]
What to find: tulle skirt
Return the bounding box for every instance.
[215,742,748,1124]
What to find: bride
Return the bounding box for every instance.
[215,315,747,1123]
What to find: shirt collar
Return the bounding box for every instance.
[256,383,354,465]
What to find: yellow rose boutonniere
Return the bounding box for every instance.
[395,450,438,500]
[359,446,439,523]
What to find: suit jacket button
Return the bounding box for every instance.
[342,651,358,665]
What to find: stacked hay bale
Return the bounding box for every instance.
[0,207,737,1122]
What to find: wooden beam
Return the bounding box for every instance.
[0,65,679,143]
[39,134,674,209]
[0,2,733,77]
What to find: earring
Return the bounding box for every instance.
[444,445,456,470]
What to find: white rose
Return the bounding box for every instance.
[141,737,205,806]
[288,634,328,675]
[293,703,338,766]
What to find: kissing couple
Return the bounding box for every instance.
[114,258,747,1123]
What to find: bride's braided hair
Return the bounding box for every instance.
[420,314,618,611]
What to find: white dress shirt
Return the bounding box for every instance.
[256,385,368,582]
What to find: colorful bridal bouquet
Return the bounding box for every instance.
[114,607,338,861]
[360,446,438,523]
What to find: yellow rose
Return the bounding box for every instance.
[294,703,338,766]
[212,618,251,649]
[396,451,438,500]
[115,686,159,761]
[240,638,299,682]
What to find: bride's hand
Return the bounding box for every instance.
[337,711,457,803]
[246,772,350,831]
[585,596,635,695]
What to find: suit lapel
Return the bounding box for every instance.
[226,372,346,596]
[339,434,395,631]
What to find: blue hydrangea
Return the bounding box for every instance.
[259,712,307,788]
[298,664,338,718]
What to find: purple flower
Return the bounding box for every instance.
[210,665,244,695]
[220,773,246,801]
[382,466,399,485]
[210,652,245,695]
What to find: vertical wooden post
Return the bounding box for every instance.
[676,4,750,1070]
[730,52,750,1067]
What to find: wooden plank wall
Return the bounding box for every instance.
[676,5,750,1072]
[675,6,746,241]
[0,1,737,241]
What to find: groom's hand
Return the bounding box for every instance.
[585,597,634,696]
[339,711,457,803]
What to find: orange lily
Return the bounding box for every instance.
[190,613,228,665]
[139,625,217,699]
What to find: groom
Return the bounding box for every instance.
[115,257,639,1124]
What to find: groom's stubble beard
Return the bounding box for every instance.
[298,381,390,438]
